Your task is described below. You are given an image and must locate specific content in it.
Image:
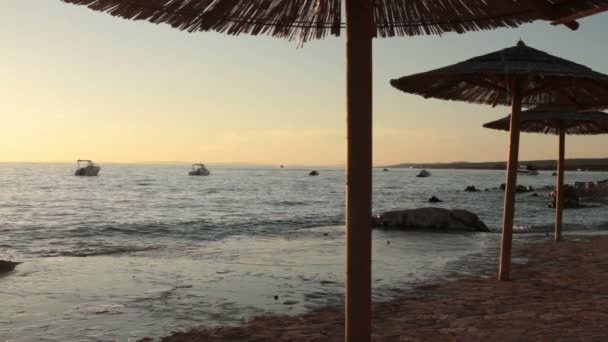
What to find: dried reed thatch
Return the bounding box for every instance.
[60,0,608,42]
[483,110,608,135]
[390,41,608,109]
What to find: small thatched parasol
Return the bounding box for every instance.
[483,109,608,241]
[390,42,608,109]
[390,41,608,281]
[483,110,608,135]
[56,0,608,339]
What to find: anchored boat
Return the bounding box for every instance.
[189,163,211,176]
[75,159,100,176]
[518,165,539,176]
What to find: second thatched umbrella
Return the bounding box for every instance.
[390,41,608,280]
[483,109,608,241]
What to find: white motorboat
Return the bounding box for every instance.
[416,169,431,177]
[75,159,101,176]
[189,163,211,176]
[517,165,539,176]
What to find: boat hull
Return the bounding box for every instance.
[75,166,100,176]
[189,168,210,176]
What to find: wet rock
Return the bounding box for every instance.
[548,185,581,208]
[283,300,299,305]
[383,168,389,172]
[517,185,534,193]
[499,184,534,193]
[372,208,490,232]
[428,196,442,203]
[319,280,336,285]
[309,170,319,176]
[464,186,480,192]
[416,170,431,178]
[0,260,20,274]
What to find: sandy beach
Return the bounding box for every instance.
[154,235,608,341]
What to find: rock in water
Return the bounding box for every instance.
[428,196,442,203]
[464,186,480,192]
[416,170,431,178]
[549,185,581,208]
[0,260,20,273]
[372,208,490,232]
[500,183,534,193]
[309,170,319,176]
[516,185,534,193]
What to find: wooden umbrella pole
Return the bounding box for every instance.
[345,0,373,340]
[498,80,523,281]
[555,127,566,241]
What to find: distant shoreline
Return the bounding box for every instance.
[384,158,608,171]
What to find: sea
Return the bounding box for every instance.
[1,163,607,341]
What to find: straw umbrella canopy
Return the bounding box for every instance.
[390,41,608,281]
[57,1,608,340]
[483,109,608,241]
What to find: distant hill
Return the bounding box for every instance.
[385,158,608,171]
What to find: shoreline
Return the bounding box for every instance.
[150,235,608,341]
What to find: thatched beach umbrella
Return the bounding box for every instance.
[390,41,608,281]
[57,0,608,339]
[483,109,608,241]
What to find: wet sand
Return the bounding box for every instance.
[156,235,608,341]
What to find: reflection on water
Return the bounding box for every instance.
[1,228,497,341]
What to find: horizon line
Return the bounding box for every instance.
[2,156,608,167]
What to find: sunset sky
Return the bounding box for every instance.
[2,1,608,165]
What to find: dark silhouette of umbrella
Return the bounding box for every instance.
[483,109,608,241]
[56,0,608,339]
[391,41,608,281]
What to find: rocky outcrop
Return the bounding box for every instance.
[500,184,534,193]
[428,196,442,203]
[309,170,319,176]
[549,185,581,208]
[517,185,534,193]
[372,208,490,232]
[0,260,20,274]
[465,186,480,192]
[416,170,431,178]
[552,180,608,206]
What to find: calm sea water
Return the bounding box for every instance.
[1,163,607,341]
